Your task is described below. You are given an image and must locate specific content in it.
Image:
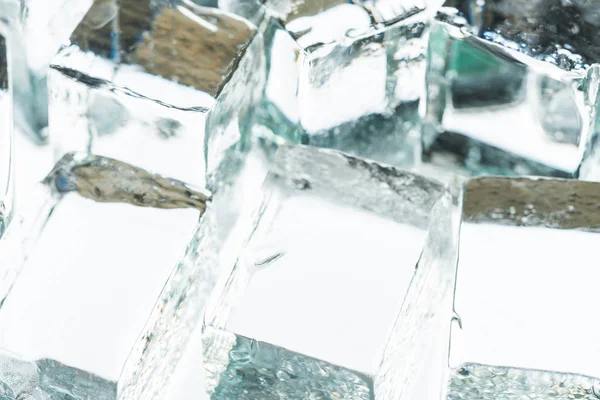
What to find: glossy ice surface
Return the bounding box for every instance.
[448,177,600,399]
[224,0,435,168]
[424,0,600,179]
[203,145,458,399]
[50,0,265,189]
[0,153,208,399]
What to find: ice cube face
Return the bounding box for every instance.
[448,177,600,399]
[223,0,434,168]
[117,148,273,400]
[423,1,600,178]
[49,0,265,189]
[0,153,209,399]
[0,30,13,239]
[247,0,434,24]
[202,145,458,399]
[0,0,93,141]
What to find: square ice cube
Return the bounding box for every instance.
[0,30,14,239]
[49,0,265,189]
[202,145,459,399]
[0,153,210,399]
[447,177,600,399]
[0,0,93,141]
[424,1,600,178]
[222,0,438,168]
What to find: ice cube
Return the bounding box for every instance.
[202,145,458,399]
[118,129,278,400]
[0,0,93,141]
[0,153,210,399]
[423,1,600,178]
[49,0,266,189]
[0,31,14,239]
[118,105,276,400]
[222,0,439,168]
[447,177,600,399]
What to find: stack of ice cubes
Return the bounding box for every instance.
[0,0,600,398]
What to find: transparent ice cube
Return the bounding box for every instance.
[0,29,14,239]
[119,145,272,400]
[447,177,600,399]
[49,0,266,189]
[119,115,275,398]
[0,153,209,399]
[119,203,219,400]
[424,1,600,178]
[202,145,458,399]
[0,0,93,141]
[222,0,438,168]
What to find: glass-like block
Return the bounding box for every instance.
[50,0,265,189]
[0,0,93,140]
[222,0,438,168]
[119,145,272,400]
[447,177,600,399]
[0,27,13,239]
[424,1,600,178]
[0,153,209,399]
[202,145,458,399]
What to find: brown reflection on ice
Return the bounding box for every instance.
[71,0,256,96]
